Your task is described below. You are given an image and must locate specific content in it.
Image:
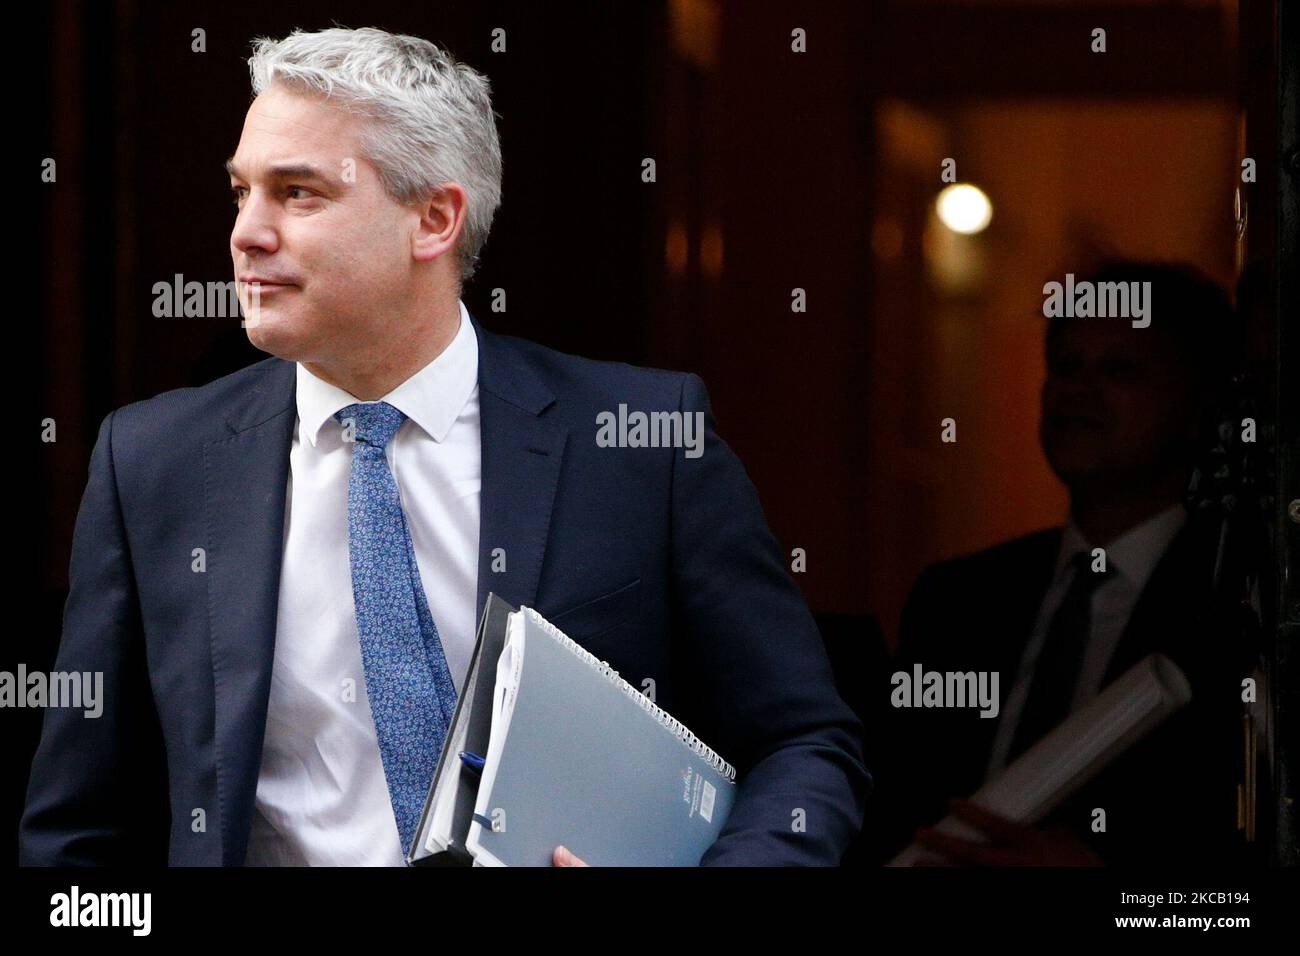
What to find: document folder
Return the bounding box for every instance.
[409,596,736,866]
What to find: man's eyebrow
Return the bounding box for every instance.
[224,158,337,183]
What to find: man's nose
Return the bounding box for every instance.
[230,195,280,256]
[1054,358,1109,391]
[1045,366,1102,411]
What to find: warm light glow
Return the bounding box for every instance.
[935,183,992,235]
[666,221,689,277]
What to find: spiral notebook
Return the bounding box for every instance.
[408,597,737,866]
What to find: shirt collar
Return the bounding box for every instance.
[295,299,478,447]
[1053,502,1188,589]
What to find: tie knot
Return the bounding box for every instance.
[1069,550,1111,585]
[335,402,408,449]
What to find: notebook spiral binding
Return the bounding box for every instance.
[523,607,737,782]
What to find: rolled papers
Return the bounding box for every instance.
[889,652,1192,866]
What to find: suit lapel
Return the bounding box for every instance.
[998,530,1062,701]
[202,358,296,866]
[976,531,1062,767]
[471,316,568,620]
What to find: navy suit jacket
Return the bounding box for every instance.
[21,316,870,866]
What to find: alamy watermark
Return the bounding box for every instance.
[49,886,151,936]
[596,404,705,459]
[1042,272,1151,328]
[152,273,263,326]
[891,664,1000,718]
[1,665,103,718]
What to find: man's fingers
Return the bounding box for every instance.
[914,827,1014,866]
[946,798,1030,841]
[553,845,589,867]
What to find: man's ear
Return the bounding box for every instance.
[412,183,468,264]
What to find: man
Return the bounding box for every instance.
[870,262,1248,866]
[20,27,868,866]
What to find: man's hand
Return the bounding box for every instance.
[912,798,1104,867]
[553,845,589,867]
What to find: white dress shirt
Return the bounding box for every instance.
[245,301,481,866]
[984,502,1188,778]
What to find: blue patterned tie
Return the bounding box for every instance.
[335,401,458,856]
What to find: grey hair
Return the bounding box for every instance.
[247,26,502,284]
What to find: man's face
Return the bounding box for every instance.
[228,84,417,363]
[1039,319,1198,490]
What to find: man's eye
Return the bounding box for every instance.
[230,186,247,205]
[286,186,314,200]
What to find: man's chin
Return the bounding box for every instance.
[1048,453,1158,493]
[243,318,307,361]
[1043,442,1118,485]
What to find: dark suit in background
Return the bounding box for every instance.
[867,513,1247,866]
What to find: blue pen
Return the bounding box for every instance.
[459,751,486,771]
